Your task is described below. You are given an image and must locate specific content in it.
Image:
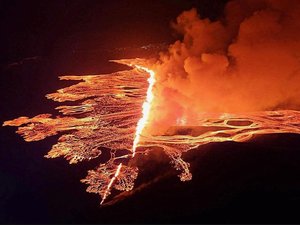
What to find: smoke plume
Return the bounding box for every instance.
[147,0,300,134]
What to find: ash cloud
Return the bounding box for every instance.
[148,0,300,134]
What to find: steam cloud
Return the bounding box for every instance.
[148,0,300,134]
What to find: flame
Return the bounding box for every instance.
[132,65,156,157]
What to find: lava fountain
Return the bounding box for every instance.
[132,65,156,157]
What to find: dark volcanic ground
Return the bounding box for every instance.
[1,0,300,224]
[1,130,300,223]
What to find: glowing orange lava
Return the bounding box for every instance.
[95,64,156,204]
[3,58,300,205]
[97,64,155,203]
[100,163,122,204]
[132,65,156,157]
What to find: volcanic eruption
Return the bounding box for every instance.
[3,0,300,204]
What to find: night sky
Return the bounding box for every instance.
[1,0,300,224]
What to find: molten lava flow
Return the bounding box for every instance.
[3,63,151,204]
[100,163,122,204]
[132,65,156,157]
[92,65,155,204]
[97,65,155,203]
[3,59,300,205]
